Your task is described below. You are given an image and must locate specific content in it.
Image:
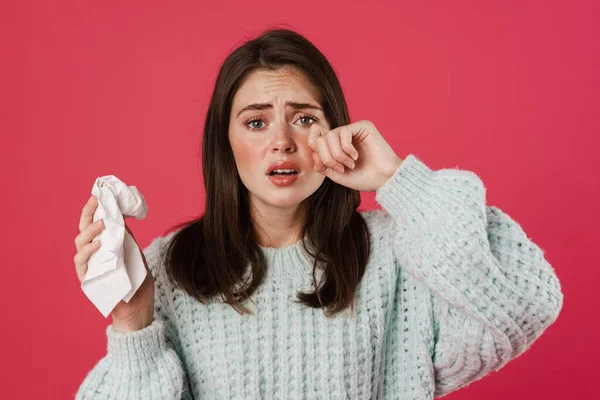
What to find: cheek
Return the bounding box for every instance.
[233,145,252,165]
[231,140,262,174]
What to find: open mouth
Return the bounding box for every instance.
[268,170,298,176]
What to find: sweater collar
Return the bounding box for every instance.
[258,238,321,279]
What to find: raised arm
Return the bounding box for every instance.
[375,155,563,397]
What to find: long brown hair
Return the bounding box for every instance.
[163,27,371,317]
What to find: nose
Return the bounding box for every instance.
[271,121,297,153]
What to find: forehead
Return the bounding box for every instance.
[232,67,322,107]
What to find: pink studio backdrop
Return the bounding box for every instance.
[1,1,598,398]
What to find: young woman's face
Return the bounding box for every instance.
[228,66,330,212]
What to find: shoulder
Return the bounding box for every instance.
[358,209,397,268]
[354,210,401,301]
[359,208,395,238]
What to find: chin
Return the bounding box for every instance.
[244,175,324,210]
[264,193,307,209]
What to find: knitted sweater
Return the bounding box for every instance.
[76,154,563,399]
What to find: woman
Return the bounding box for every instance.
[74,28,563,399]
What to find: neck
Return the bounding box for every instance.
[251,200,307,248]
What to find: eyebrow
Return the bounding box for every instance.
[236,101,323,117]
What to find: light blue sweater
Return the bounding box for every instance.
[76,154,563,399]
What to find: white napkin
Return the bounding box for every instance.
[81,175,148,318]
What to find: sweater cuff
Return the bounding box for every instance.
[375,154,485,229]
[375,154,438,221]
[106,318,168,367]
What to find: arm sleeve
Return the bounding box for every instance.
[76,234,193,400]
[375,154,564,398]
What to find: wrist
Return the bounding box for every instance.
[376,156,403,191]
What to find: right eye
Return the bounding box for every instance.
[245,118,266,130]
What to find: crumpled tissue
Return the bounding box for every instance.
[81,175,148,318]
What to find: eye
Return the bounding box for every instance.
[296,114,318,126]
[245,117,266,130]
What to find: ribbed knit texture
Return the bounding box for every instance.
[76,154,563,399]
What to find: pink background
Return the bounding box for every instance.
[1,0,598,398]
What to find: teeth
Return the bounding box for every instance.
[273,169,295,173]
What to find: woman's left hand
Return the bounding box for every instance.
[308,120,403,192]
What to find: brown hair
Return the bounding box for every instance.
[163,27,371,317]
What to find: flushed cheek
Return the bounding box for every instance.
[231,142,264,178]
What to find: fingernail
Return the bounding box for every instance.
[352,153,359,161]
[344,161,355,169]
[336,165,345,174]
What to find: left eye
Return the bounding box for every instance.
[297,115,317,125]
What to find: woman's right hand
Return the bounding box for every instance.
[74,195,155,333]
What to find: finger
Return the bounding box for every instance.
[307,124,325,151]
[342,119,376,136]
[74,218,105,251]
[312,152,339,179]
[79,195,99,233]
[315,136,345,174]
[325,129,356,169]
[73,240,102,282]
[339,127,359,161]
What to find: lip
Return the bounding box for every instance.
[268,174,299,187]
[265,161,301,175]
